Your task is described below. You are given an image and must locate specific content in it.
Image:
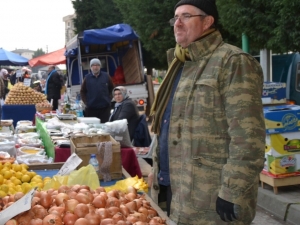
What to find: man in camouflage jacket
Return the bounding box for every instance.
[149,0,265,224]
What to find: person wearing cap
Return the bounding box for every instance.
[45,65,62,110]
[108,86,140,141]
[80,58,114,122]
[149,0,265,224]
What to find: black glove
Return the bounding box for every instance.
[216,197,237,222]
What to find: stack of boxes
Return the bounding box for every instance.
[262,82,300,177]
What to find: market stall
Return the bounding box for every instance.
[0,85,171,225]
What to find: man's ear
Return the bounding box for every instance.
[203,15,214,30]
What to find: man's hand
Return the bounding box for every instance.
[147,172,154,187]
[216,197,238,222]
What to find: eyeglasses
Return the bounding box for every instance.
[169,13,207,26]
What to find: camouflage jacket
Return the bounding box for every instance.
[160,30,266,224]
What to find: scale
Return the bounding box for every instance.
[56,114,76,120]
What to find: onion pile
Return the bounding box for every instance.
[2,185,166,225]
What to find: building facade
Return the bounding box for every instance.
[11,49,35,60]
[63,14,76,44]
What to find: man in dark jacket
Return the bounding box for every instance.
[8,70,17,85]
[80,58,114,123]
[45,65,61,110]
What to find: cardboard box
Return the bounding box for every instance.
[266,154,300,176]
[262,82,286,105]
[263,104,300,134]
[70,134,122,180]
[265,131,300,156]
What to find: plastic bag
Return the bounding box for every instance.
[0,141,16,157]
[43,164,100,191]
[16,154,52,164]
[97,141,112,182]
[104,119,133,147]
[104,175,148,193]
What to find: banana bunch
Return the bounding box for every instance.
[266,133,300,156]
[104,175,148,193]
[268,155,296,175]
[265,118,284,129]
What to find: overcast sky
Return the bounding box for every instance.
[0,0,74,53]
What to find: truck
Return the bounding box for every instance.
[65,24,148,110]
[256,53,300,105]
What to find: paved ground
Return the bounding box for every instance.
[252,206,292,225]
[257,184,300,225]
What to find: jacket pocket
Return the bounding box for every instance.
[191,157,224,210]
[194,79,216,115]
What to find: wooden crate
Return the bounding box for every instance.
[70,134,122,180]
[122,41,143,84]
[28,162,64,171]
[260,172,300,194]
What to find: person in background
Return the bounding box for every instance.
[45,65,61,110]
[40,79,46,93]
[0,74,5,100]
[0,71,5,113]
[18,69,31,82]
[80,58,114,123]
[109,86,140,141]
[32,81,43,93]
[8,70,16,85]
[148,0,266,224]
[0,69,10,99]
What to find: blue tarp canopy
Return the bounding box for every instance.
[65,24,139,57]
[0,48,29,66]
[82,23,139,45]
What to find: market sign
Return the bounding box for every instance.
[0,188,36,225]
[57,153,82,175]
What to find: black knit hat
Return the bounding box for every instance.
[174,0,219,26]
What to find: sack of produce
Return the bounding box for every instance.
[16,120,33,126]
[17,138,42,148]
[15,125,36,134]
[17,146,45,156]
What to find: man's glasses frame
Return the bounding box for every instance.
[169,13,207,26]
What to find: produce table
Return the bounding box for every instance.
[1,104,36,128]
[35,117,142,178]
[54,146,142,178]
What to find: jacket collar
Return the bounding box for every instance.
[187,30,223,62]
